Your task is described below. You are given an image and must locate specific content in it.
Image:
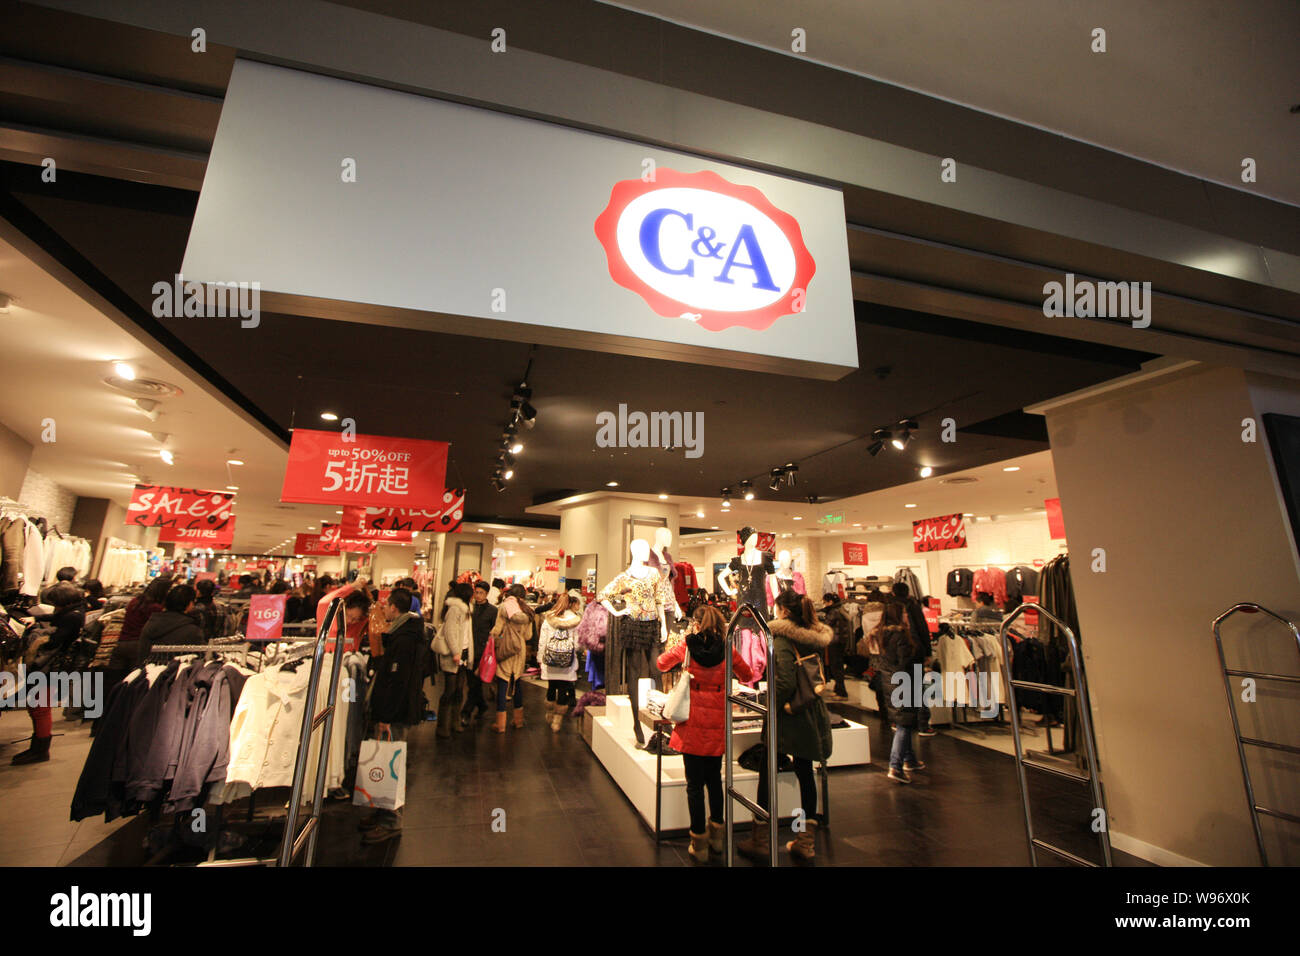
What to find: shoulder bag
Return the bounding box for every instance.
[785,650,826,715]
[662,648,691,723]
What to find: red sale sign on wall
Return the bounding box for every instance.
[545,557,560,572]
[247,594,286,641]
[281,429,449,509]
[126,485,234,529]
[159,517,236,549]
[913,513,968,552]
[341,490,466,537]
[1044,498,1067,540]
[841,541,869,565]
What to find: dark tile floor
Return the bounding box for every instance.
[0,684,1150,866]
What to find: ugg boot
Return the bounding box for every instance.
[735,821,771,865]
[11,736,51,765]
[786,818,818,863]
[687,831,710,864]
[512,705,525,729]
[707,820,725,855]
[493,710,508,734]
[550,713,563,733]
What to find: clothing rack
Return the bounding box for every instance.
[723,602,778,868]
[941,621,1009,736]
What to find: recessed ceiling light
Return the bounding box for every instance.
[919,466,933,478]
[606,481,619,487]
[792,516,803,521]
[658,493,668,499]
[905,503,917,508]
[159,449,174,465]
[539,534,546,537]
[113,362,136,381]
[1003,466,1021,472]
[963,512,974,517]
[696,510,705,518]
[226,485,238,491]
[335,510,342,515]
[853,523,862,527]
[710,526,718,530]
[226,459,244,466]
[321,412,339,421]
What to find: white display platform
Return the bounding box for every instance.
[590,694,871,833]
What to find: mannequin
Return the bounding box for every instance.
[599,539,674,745]
[648,527,682,619]
[765,549,807,608]
[718,527,775,685]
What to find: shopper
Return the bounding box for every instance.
[883,603,929,784]
[108,574,171,681]
[488,577,504,605]
[537,591,583,732]
[489,584,532,732]
[360,587,425,844]
[398,577,422,616]
[433,582,473,738]
[12,580,86,765]
[656,605,753,863]
[137,583,204,663]
[461,580,497,728]
[82,578,105,612]
[736,590,833,865]
[892,582,935,737]
[972,591,1003,623]
[818,592,852,700]
[193,578,230,641]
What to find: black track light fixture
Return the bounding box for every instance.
[739,480,755,501]
[490,477,506,492]
[783,462,798,487]
[720,487,733,508]
[769,467,784,491]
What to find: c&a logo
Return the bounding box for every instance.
[594,169,816,333]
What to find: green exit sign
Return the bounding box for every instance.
[817,513,845,525]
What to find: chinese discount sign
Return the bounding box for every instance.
[126,485,234,529]
[247,594,287,641]
[545,557,560,572]
[912,513,967,552]
[159,517,236,549]
[341,489,466,537]
[841,541,869,565]
[281,429,449,508]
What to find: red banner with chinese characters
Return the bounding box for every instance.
[159,517,236,549]
[841,541,869,565]
[912,513,968,552]
[340,489,466,536]
[1044,497,1067,539]
[319,523,378,554]
[294,533,334,556]
[545,557,559,572]
[735,531,777,554]
[281,428,450,508]
[247,594,286,641]
[126,485,234,529]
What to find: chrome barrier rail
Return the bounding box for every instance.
[723,602,778,868]
[1212,602,1300,867]
[1000,603,1112,867]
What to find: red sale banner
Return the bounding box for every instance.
[341,489,466,536]
[912,513,968,552]
[1044,498,1067,539]
[126,485,234,529]
[923,603,939,634]
[319,523,378,554]
[159,517,236,549]
[294,533,334,556]
[841,541,869,565]
[545,557,559,572]
[735,531,777,554]
[247,594,287,641]
[281,428,449,508]
[194,571,217,583]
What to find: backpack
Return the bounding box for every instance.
[543,624,577,668]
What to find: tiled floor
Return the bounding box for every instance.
[0,685,1149,866]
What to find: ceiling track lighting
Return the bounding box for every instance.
[769,468,784,491]
[739,480,755,501]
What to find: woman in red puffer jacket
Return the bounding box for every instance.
[657,605,752,864]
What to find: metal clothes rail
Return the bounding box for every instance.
[999,603,1112,867]
[277,594,349,867]
[723,602,778,868]
[1211,602,1300,867]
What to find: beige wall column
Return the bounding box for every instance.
[558,496,681,594]
[1029,361,1300,866]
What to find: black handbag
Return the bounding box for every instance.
[738,743,792,773]
[785,650,826,714]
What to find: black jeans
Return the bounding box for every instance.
[495,676,524,710]
[756,755,818,820]
[622,624,657,744]
[682,753,724,834]
[826,641,846,694]
[462,668,491,719]
[546,680,575,707]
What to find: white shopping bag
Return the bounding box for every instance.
[352,739,407,811]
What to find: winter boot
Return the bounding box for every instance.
[707,820,725,855]
[550,713,563,733]
[493,710,508,734]
[512,704,525,729]
[11,736,51,765]
[687,831,710,864]
[786,818,817,863]
[735,821,771,865]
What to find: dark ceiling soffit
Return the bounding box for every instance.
[959,411,1051,443]
[254,289,858,382]
[0,125,208,191]
[0,165,290,445]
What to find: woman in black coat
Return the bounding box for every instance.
[882,616,928,784]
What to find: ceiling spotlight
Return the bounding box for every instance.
[320,412,339,421]
[490,477,506,492]
[1003,465,1021,472]
[919,466,933,478]
[502,423,518,440]
[696,509,705,518]
[113,361,136,381]
[498,452,516,468]
[784,463,798,487]
[867,441,884,457]
[226,459,244,466]
[510,443,523,454]
[721,487,732,508]
[891,435,908,451]
[905,503,917,509]
[606,480,619,487]
[226,485,239,491]
[503,469,514,480]
[159,449,174,465]
[769,468,784,491]
[658,493,668,499]
[740,480,755,501]
[792,515,803,521]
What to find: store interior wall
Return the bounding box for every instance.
[1042,363,1300,866]
[0,420,33,500]
[18,468,77,529]
[430,531,495,614]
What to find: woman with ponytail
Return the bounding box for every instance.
[736,589,833,865]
